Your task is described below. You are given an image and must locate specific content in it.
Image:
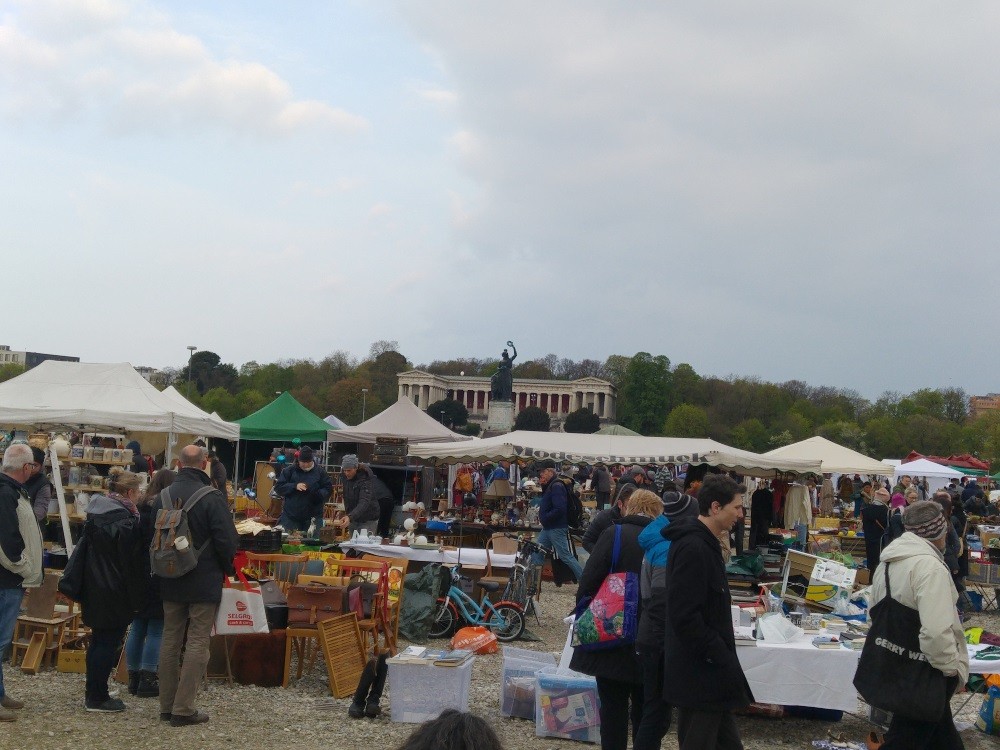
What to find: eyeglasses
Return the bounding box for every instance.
[23,462,38,470]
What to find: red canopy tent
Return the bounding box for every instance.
[902,451,990,472]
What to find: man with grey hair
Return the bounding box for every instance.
[335,455,383,536]
[154,444,237,727]
[864,500,969,748]
[0,444,44,722]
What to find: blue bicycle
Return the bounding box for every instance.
[429,564,526,642]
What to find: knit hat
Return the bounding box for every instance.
[873,488,890,503]
[890,492,907,510]
[630,464,645,477]
[298,446,314,463]
[342,454,359,469]
[661,491,698,520]
[902,500,948,541]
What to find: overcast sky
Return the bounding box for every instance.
[3,1,998,400]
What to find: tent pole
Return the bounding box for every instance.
[49,444,75,556]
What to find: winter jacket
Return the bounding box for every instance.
[592,467,611,493]
[661,517,753,710]
[340,466,382,524]
[22,471,53,523]
[636,514,672,650]
[538,474,569,529]
[126,441,149,477]
[860,501,889,570]
[135,503,163,620]
[581,505,621,553]
[870,532,969,685]
[275,463,333,524]
[152,468,238,604]
[569,515,651,683]
[79,494,146,629]
[0,473,44,590]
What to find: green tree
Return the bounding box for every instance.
[729,419,770,453]
[817,421,867,453]
[201,387,238,420]
[0,363,25,383]
[427,398,468,427]
[357,347,410,407]
[235,389,269,417]
[514,406,551,432]
[600,355,631,387]
[663,404,709,437]
[327,377,381,425]
[669,363,704,408]
[564,407,600,434]
[963,411,1000,467]
[618,353,672,435]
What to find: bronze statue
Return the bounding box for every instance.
[490,340,517,402]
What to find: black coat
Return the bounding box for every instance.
[152,468,238,604]
[80,497,146,629]
[661,517,753,710]
[860,502,889,570]
[135,503,163,620]
[569,515,650,684]
[274,463,332,523]
[581,505,621,553]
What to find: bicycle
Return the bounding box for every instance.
[500,534,544,620]
[429,564,526,642]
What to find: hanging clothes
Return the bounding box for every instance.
[819,478,835,515]
[783,482,812,529]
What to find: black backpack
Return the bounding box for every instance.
[557,476,584,529]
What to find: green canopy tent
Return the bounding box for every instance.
[234,392,335,484]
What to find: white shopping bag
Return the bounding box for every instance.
[213,571,269,635]
[558,614,575,670]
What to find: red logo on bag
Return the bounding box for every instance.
[235,600,247,612]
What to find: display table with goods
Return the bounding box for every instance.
[339,541,516,569]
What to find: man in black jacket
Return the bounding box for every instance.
[662,474,752,749]
[274,446,332,532]
[334,455,383,536]
[0,444,44,722]
[155,445,238,727]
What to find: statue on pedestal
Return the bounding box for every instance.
[490,341,517,402]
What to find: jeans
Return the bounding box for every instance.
[634,648,672,750]
[676,708,744,750]
[86,626,128,702]
[0,588,25,699]
[595,677,644,750]
[533,527,583,580]
[125,617,164,673]
[160,601,218,718]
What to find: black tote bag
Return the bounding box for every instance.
[853,562,949,720]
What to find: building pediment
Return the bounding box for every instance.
[571,376,614,387]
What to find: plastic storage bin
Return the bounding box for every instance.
[535,668,601,743]
[388,657,474,723]
[501,646,557,719]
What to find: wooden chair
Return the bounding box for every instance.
[359,553,409,647]
[283,572,356,687]
[244,552,310,593]
[478,533,518,593]
[331,558,394,656]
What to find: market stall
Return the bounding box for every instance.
[894,457,964,494]
[331,397,474,445]
[764,436,895,476]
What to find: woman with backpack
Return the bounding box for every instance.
[78,471,147,713]
[124,468,175,699]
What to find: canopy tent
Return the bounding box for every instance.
[324,414,349,430]
[331,397,473,445]
[0,361,239,441]
[595,423,642,437]
[409,431,820,477]
[235,391,333,442]
[895,457,965,495]
[902,450,990,473]
[764,436,895,476]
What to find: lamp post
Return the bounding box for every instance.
[186,346,197,397]
[361,388,368,422]
[441,410,446,425]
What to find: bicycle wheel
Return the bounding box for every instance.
[429,598,458,638]
[488,602,525,642]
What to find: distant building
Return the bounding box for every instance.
[0,345,79,369]
[969,393,1000,419]
[396,369,617,429]
[135,366,158,382]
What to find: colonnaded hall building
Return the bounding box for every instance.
[396,370,617,431]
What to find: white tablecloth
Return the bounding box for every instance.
[339,543,516,569]
[737,633,861,712]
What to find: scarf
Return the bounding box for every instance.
[108,491,139,518]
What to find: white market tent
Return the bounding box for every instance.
[331,397,474,445]
[409,431,820,477]
[895,458,964,495]
[764,436,895,476]
[324,414,349,430]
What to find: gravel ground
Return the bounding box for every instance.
[4,588,999,750]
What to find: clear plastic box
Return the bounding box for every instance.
[388,657,474,723]
[535,668,601,743]
[500,646,557,719]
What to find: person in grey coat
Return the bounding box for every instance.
[335,455,382,535]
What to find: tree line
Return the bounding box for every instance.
[1,347,995,466]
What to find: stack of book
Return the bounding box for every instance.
[391,646,475,667]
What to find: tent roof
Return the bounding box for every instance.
[895,457,965,479]
[0,361,238,439]
[332,397,473,444]
[324,414,349,430]
[595,423,642,437]
[764,436,895,476]
[236,392,332,442]
[409,431,820,477]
